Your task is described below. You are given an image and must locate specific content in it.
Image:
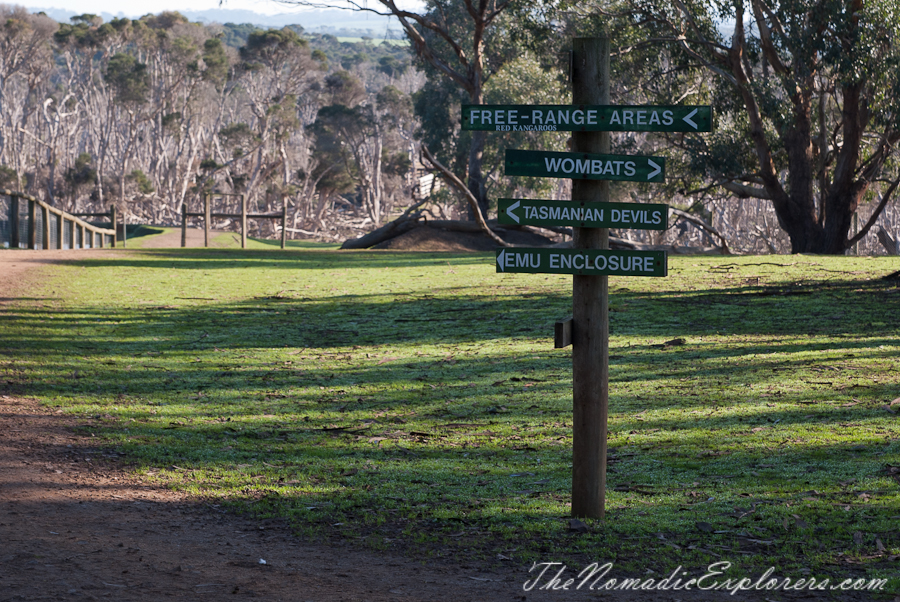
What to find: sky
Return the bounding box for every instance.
[15,0,421,18]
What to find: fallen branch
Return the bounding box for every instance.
[670,208,731,254]
[421,145,510,248]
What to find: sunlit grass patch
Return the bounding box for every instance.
[2,250,898,589]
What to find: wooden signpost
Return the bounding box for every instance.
[505,149,665,182]
[497,199,668,229]
[461,37,710,519]
[462,104,712,132]
[496,248,667,277]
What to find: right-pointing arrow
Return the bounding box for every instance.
[647,159,662,180]
[682,108,699,130]
[506,200,521,224]
[497,249,507,271]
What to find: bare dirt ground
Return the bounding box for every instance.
[0,247,882,602]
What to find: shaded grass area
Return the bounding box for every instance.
[2,249,899,592]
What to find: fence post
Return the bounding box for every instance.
[28,199,36,249]
[10,194,19,248]
[56,212,64,249]
[41,204,50,250]
[110,205,118,248]
[204,193,211,248]
[281,196,287,249]
[241,194,247,249]
[79,223,86,249]
[181,203,187,248]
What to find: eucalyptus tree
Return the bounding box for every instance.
[0,7,57,195]
[279,0,551,221]
[229,28,323,220]
[54,14,133,206]
[612,0,900,253]
[312,79,414,226]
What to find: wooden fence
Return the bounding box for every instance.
[0,189,116,250]
[181,193,287,249]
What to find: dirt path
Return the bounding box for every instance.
[0,249,822,602]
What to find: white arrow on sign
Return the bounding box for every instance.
[647,159,662,180]
[497,249,507,271]
[682,108,699,130]
[506,200,521,224]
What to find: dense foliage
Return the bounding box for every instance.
[0,7,423,237]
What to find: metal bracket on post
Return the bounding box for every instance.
[555,316,573,348]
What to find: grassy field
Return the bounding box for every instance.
[3,247,899,592]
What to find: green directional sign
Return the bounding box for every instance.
[506,149,665,183]
[496,248,667,277]
[462,105,712,132]
[498,198,668,230]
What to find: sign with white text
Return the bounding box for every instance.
[505,149,665,183]
[462,105,712,132]
[496,248,667,277]
[498,199,668,230]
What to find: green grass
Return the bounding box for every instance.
[122,227,340,250]
[2,249,899,592]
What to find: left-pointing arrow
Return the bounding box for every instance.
[506,200,521,224]
[682,108,699,130]
[647,159,662,180]
[497,249,506,271]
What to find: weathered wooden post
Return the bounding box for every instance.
[241,194,248,249]
[56,210,64,249]
[465,35,709,522]
[204,193,211,248]
[10,194,19,248]
[41,203,50,250]
[181,203,187,248]
[28,199,36,250]
[281,196,287,249]
[571,36,611,519]
[110,205,118,248]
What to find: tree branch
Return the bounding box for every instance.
[670,207,730,254]
[848,174,900,248]
[420,145,510,247]
[750,0,790,75]
[719,179,774,200]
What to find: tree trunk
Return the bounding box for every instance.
[466,129,488,220]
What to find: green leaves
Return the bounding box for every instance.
[105,53,149,104]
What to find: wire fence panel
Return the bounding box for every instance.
[0,196,9,248]
[34,208,44,250]
[63,218,72,249]
[17,200,29,248]
[49,213,59,249]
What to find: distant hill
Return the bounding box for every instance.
[28,6,404,37]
